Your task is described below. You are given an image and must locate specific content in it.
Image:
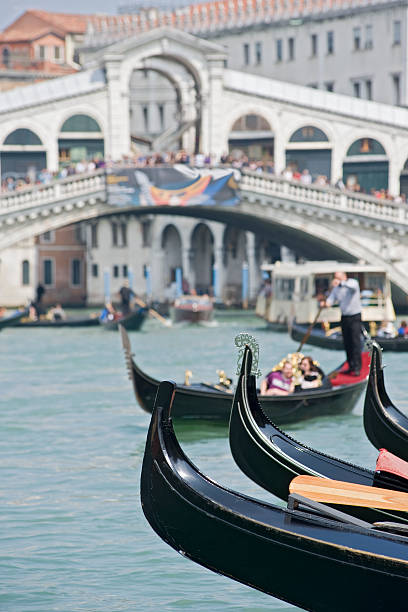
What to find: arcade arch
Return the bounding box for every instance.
[285,125,331,181]
[1,128,46,182]
[161,224,183,287]
[342,137,389,194]
[190,222,213,294]
[228,113,274,161]
[58,114,104,166]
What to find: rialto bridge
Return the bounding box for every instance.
[1,167,408,306]
[2,26,408,305]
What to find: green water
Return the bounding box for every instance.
[1,313,407,611]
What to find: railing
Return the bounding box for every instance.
[0,170,106,217]
[240,170,408,227]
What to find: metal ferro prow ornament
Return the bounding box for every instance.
[235,332,262,378]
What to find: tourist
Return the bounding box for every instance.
[48,303,66,321]
[260,361,294,396]
[397,320,408,337]
[320,271,362,376]
[377,320,396,338]
[300,169,312,185]
[297,356,322,390]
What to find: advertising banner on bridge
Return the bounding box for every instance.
[106,165,240,207]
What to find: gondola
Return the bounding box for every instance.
[101,306,147,331]
[120,325,369,424]
[141,379,408,611]
[0,308,29,330]
[364,342,408,463]
[290,321,408,351]
[13,315,100,328]
[229,345,408,525]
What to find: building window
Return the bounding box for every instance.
[276,39,283,62]
[43,259,53,286]
[112,222,118,247]
[366,79,372,100]
[365,25,373,49]
[120,222,127,247]
[308,83,318,89]
[255,41,262,64]
[141,220,151,247]
[142,106,149,132]
[54,46,61,60]
[41,230,54,243]
[353,81,361,98]
[92,263,99,278]
[243,43,250,65]
[71,259,81,286]
[311,34,318,57]
[2,48,10,68]
[113,265,119,278]
[393,74,401,105]
[39,45,46,59]
[123,264,128,278]
[158,104,164,130]
[91,224,98,248]
[288,37,295,61]
[327,31,334,54]
[325,82,334,92]
[22,260,30,286]
[393,20,401,45]
[353,27,361,51]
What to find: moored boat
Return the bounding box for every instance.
[290,321,408,351]
[13,315,100,328]
[364,342,408,462]
[0,308,29,330]
[141,379,408,611]
[172,294,213,324]
[229,345,408,525]
[120,325,369,424]
[101,306,147,331]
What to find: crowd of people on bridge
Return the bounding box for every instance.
[1,149,407,204]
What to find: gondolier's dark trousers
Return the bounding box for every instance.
[341,313,362,372]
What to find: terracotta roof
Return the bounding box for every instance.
[0,10,96,43]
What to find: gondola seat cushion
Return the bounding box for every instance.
[330,351,370,386]
[376,448,408,481]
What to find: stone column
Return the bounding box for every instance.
[273,132,286,176]
[206,55,228,159]
[388,158,401,197]
[246,231,258,301]
[104,54,129,161]
[182,247,193,291]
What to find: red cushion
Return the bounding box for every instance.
[376,448,408,480]
[330,351,370,387]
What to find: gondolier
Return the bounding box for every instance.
[320,271,362,376]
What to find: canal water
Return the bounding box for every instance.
[2,312,407,611]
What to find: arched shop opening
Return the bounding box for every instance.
[343,138,388,194]
[399,157,408,198]
[222,226,247,304]
[190,223,214,295]
[1,128,46,181]
[228,114,273,161]
[286,125,331,181]
[161,224,183,287]
[58,114,104,166]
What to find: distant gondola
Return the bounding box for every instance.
[120,325,369,424]
[14,315,100,328]
[290,321,408,351]
[141,379,408,611]
[364,342,408,463]
[101,307,147,331]
[229,345,408,525]
[0,308,29,330]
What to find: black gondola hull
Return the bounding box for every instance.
[364,343,408,462]
[102,308,147,331]
[229,347,408,524]
[13,317,100,328]
[0,309,29,330]
[141,381,408,611]
[291,322,408,351]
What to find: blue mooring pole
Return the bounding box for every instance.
[128,267,134,290]
[145,265,152,299]
[103,268,111,304]
[212,262,220,300]
[175,267,183,297]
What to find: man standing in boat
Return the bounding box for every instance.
[119,280,136,316]
[320,271,362,376]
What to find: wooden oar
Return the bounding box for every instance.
[296,306,323,353]
[134,297,172,327]
[289,475,408,512]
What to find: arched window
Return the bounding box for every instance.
[4,129,42,145]
[22,260,30,286]
[60,115,101,132]
[346,138,386,156]
[231,114,271,131]
[2,48,10,68]
[289,126,329,142]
